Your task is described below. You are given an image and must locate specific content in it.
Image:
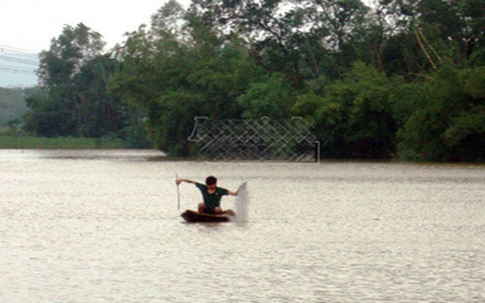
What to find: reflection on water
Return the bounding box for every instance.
[0,150,484,302]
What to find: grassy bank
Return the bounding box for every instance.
[0,133,125,149]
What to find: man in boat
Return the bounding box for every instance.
[176,176,239,214]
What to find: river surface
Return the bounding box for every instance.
[0,149,484,303]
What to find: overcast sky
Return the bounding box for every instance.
[1,0,192,86]
[1,0,191,53]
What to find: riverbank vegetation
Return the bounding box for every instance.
[4,0,484,161]
[0,88,30,126]
[0,129,124,149]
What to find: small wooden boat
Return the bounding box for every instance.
[181,209,235,223]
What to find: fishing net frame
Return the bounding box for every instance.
[188,116,320,162]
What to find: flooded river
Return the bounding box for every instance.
[0,149,484,302]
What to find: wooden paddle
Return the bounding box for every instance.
[176,173,181,210]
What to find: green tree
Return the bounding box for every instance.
[38,23,105,88]
[236,72,294,119]
[23,23,128,140]
[0,88,29,126]
[25,23,104,137]
[72,55,126,138]
[111,1,263,155]
[23,92,76,137]
[295,62,397,158]
[396,64,485,162]
[414,0,484,64]
[374,0,485,77]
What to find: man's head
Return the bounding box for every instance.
[205,176,217,188]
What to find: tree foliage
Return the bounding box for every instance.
[397,64,484,161]
[21,0,484,161]
[0,87,31,126]
[294,62,397,158]
[23,23,135,143]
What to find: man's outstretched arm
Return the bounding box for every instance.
[176,179,196,186]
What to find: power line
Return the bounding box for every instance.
[0,44,40,55]
[0,44,39,77]
[0,66,37,76]
[0,54,39,66]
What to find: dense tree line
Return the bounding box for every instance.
[0,87,42,127]
[0,88,27,126]
[21,24,151,147]
[22,0,484,161]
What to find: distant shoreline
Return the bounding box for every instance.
[0,133,125,149]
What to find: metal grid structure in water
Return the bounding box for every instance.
[188,116,319,161]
